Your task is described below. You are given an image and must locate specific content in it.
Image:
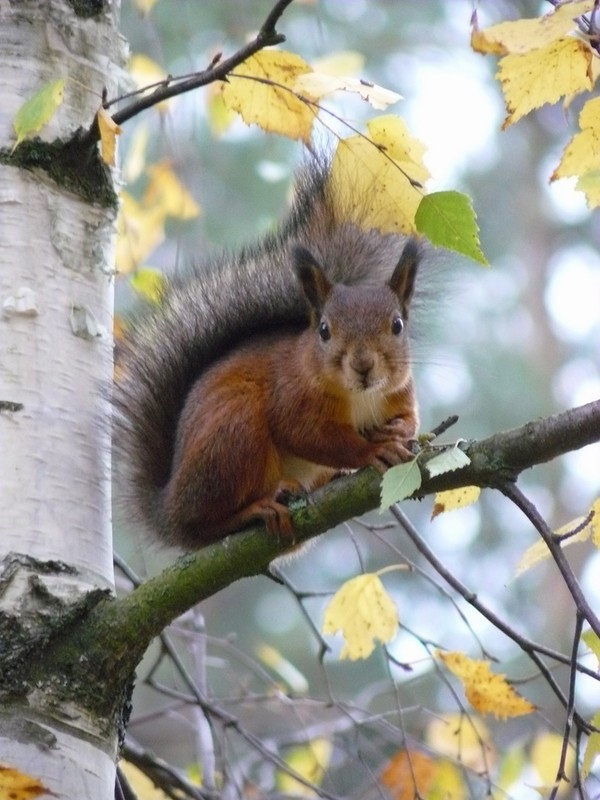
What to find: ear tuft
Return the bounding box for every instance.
[389,237,421,313]
[291,245,333,313]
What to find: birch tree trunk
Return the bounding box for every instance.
[0,2,125,797]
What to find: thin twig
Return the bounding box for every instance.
[500,482,600,639]
[389,505,589,727]
[555,509,594,543]
[549,613,583,800]
[429,415,460,439]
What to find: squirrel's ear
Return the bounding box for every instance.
[292,245,333,314]
[389,237,420,313]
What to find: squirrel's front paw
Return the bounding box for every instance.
[368,440,416,471]
[365,418,418,469]
[365,416,417,443]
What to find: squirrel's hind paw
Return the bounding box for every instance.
[241,494,295,541]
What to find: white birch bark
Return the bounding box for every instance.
[0,2,126,797]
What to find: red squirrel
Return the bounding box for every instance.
[114,160,421,548]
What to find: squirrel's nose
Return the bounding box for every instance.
[351,352,375,381]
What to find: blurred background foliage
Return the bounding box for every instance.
[115,0,600,790]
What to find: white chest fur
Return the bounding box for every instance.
[348,389,387,432]
[279,390,389,489]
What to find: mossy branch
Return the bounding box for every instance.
[68,398,600,691]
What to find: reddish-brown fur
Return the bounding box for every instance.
[162,243,420,544]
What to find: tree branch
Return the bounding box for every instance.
[109,0,296,126]
[475,399,600,475]
[66,399,599,691]
[389,506,593,731]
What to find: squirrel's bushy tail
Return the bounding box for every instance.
[113,157,409,537]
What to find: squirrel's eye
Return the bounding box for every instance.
[319,320,331,342]
[391,316,404,336]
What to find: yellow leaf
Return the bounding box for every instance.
[381,749,437,800]
[117,163,199,275]
[129,53,172,113]
[471,1,595,56]
[428,759,465,800]
[514,538,553,578]
[113,315,126,347]
[514,504,596,578]
[499,37,593,129]
[530,732,575,796]
[144,162,201,220]
[97,107,122,167]
[312,51,365,77]
[591,52,600,84]
[129,53,167,85]
[328,115,429,235]
[133,0,159,13]
[222,51,314,143]
[117,191,166,274]
[553,98,600,206]
[277,738,332,797]
[12,78,65,151]
[431,486,480,520]
[582,710,600,779]
[257,643,309,693]
[120,761,171,798]
[0,765,55,799]
[426,713,494,773]
[494,745,527,796]
[575,169,600,208]
[554,124,600,182]
[206,82,236,137]
[367,114,428,168]
[583,629,600,666]
[381,749,465,800]
[322,573,398,660]
[130,267,166,304]
[294,72,401,110]
[436,650,535,719]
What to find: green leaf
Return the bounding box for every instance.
[130,267,167,304]
[426,446,471,478]
[380,460,421,510]
[12,78,66,151]
[415,190,488,264]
